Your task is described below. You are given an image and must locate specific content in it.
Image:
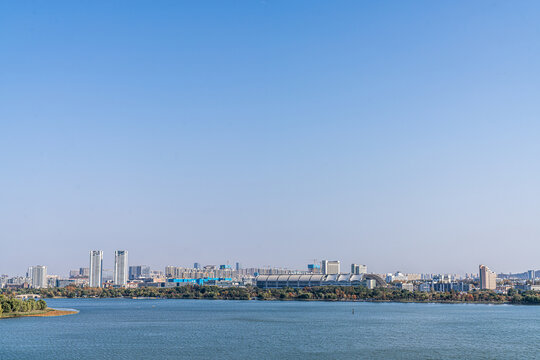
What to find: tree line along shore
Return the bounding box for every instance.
[2,286,540,305]
[0,296,48,318]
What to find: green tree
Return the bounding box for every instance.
[37,299,47,310]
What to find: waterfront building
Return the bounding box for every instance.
[351,264,367,275]
[129,265,150,280]
[31,265,47,289]
[321,260,340,275]
[516,284,540,291]
[47,275,58,288]
[406,273,422,281]
[70,268,89,281]
[432,274,452,283]
[255,268,301,275]
[255,274,379,289]
[452,282,473,292]
[80,267,90,277]
[479,264,497,290]
[431,281,473,292]
[418,282,431,292]
[114,250,128,286]
[165,266,177,278]
[89,250,103,287]
[396,282,414,291]
[421,274,434,280]
[363,279,376,289]
[57,279,76,288]
[386,272,408,283]
[433,282,453,292]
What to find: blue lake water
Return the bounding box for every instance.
[0,298,538,359]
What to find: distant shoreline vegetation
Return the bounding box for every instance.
[2,286,540,305]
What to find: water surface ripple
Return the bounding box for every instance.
[0,298,536,359]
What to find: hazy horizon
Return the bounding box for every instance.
[2,1,540,276]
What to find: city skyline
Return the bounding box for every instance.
[2,247,539,293]
[4,249,540,280]
[3,1,540,275]
[4,252,540,292]
[5,249,539,277]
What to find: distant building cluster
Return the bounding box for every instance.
[1,256,537,296]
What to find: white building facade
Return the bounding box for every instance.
[89,250,103,287]
[114,250,128,286]
[31,265,47,288]
[351,264,368,275]
[321,260,340,275]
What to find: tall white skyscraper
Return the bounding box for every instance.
[31,265,47,288]
[114,250,128,286]
[89,250,103,287]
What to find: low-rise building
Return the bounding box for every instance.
[515,284,540,291]
[396,282,414,291]
[57,279,76,288]
[418,282,431,292]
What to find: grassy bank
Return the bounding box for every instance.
[0,308,78,319]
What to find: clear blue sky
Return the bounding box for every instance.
[2,1,540,276]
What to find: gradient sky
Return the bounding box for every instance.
[2,1,540,276]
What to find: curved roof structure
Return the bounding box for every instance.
[325,274,339,281]
[364,274,387,287]
[255,273,386,288]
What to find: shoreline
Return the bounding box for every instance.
[0,308,78,319]
[44,296,516,306]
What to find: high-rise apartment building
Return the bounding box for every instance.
[114,250,128,286]
[129,265,150,280]
[31,265,47,288]
[70,268,90,279]
[321,260,340,275]
[479,264,497,290]
[80,267,90,277]
[89,250,103,287]
[351,264,368,275]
